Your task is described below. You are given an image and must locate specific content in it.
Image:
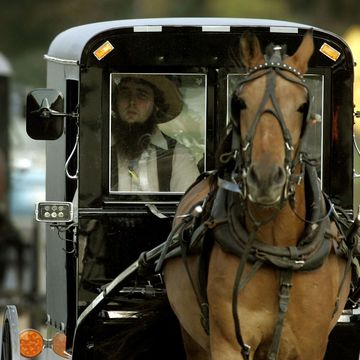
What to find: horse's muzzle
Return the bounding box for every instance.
[246,164,286,206]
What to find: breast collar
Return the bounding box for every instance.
[209,164,333,271]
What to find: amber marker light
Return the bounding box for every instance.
[319,43,341,61]
[20,329,44,358]
[93,40,114,60]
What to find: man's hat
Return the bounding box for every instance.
[114,74,183,123]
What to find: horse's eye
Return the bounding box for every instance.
[297,102,309,115]
[231,95,247,124]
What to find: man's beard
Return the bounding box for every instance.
[112,115,157,161]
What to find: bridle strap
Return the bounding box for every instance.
[222,61,311,202]
[241,69,294,171]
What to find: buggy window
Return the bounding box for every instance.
[227,73,323,178]
[109,73,206,194]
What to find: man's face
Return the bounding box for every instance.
[116,80,155,124]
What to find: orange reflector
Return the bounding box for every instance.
[20,329,44,358]
[319,42,341,61]
[93,40,114,60]
[53,332,70,358]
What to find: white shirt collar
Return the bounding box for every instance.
[150,127,168,150]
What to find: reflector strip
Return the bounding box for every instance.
[270,27,298,33]
[202,25,230,32]
[133,25,162,32]
[320,42,341,61]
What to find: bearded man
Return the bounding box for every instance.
[111,75,200,192]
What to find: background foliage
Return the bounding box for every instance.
[1,0,358,88]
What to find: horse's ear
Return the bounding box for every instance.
[285,30,314,74]
[240,31,265,69]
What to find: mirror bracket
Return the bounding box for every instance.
[31,98,79,120]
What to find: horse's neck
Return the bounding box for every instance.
[245,182,306,247]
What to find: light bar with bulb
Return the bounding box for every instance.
[35,201,73,223]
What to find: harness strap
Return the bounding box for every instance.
[237,260,263,290]
[232,229,258,359]
[180,225,211,335]
[155,217,192,273]
[267,270,293,360]
[333,246,354,317]
[197,234,214,334]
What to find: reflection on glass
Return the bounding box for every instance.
[109,73,206,193]
[301,75,324,179]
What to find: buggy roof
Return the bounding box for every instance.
[47,17,322,62]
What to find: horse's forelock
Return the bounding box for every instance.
[265,43,288,63]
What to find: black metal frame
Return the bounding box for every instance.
[77,26,354,210]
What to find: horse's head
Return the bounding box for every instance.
[230,31,314,206]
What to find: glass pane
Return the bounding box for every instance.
[302,74,323,179]
[109,73,206,194]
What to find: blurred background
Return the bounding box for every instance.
[0,0,359,352]
[1,0,360,88]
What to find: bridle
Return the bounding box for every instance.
[215,47,319,359]
[219,46,312,206]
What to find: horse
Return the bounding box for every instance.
[162,31,352,360]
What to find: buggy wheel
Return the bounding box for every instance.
[1,306,20,360]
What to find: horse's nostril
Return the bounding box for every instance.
[248,165,259,184]
[274,167,285,184]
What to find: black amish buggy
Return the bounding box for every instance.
[2,17,360,359]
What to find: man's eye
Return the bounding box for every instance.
[137,93,150,100]
[119,89,131,98]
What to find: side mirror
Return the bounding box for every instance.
[26,89,65,140]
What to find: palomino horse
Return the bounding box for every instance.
[163,32,351,359]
